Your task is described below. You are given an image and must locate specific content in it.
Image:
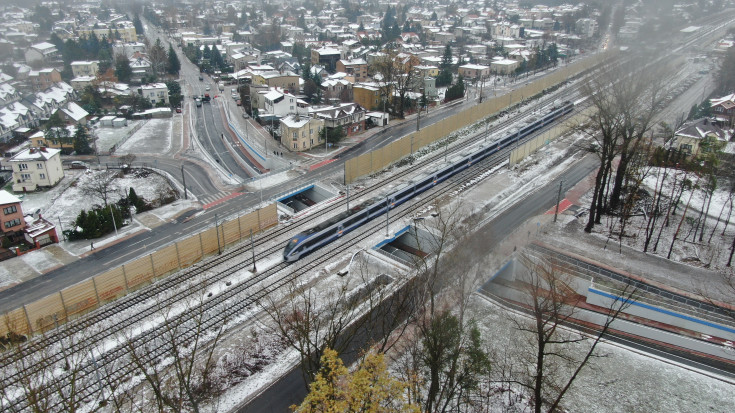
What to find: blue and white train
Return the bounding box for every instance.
[283,101,574,262]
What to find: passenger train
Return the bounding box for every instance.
[283,101,574,262]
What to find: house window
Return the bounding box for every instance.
[310,128,313,135]
[293,142,297,149]
[37,163,43,169]
[293,132,298,139]
[303,141,306,148]
[18,163,28,171]
[21,173,31,180]
[40,173,46,180]
[310,139,314,145]
[681,144,693,153]
[3,205,17,215]
[4,218,21,229]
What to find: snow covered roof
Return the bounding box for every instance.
[0,190,21,206]
[0,72,12,83]
[24,216,55,239]
[675,118,729,142]
[459,63,489,70]
[140,83,167,90]
[710,93,735,109]
[60,102,89,121]
[31,42,57,52]
[10,147,60,162]
[280,115,312,128]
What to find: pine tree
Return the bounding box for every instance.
[73,124,93,155]
[167,44,181,75]
[115,54,132,83]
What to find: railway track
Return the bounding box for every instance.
[0,45,633,410]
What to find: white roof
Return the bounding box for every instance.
[0,190,21,206]
[141,83,167,90]
[61,102,89,121]
[280,115,311,128]
[10,147,60,162]
[459,64,489,70]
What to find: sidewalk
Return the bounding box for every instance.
[0,202,199,291]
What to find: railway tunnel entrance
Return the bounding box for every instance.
[277,184,336,213]
[375,223,440,266]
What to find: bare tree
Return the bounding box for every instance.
[507,253,635,413]
[258,272,371,387]
[83,170,118,207]
[392,203,493,413]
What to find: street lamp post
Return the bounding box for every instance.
[108,204,118,237]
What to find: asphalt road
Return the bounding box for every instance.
[238,154,599,413]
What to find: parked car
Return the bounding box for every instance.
[196,98,202,107]
[175,107,182,113]
[70,161,88,170]
[199,75,203,81]
[236,99,242,106]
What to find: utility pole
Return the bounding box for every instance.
[109,204,118,237]
[416,105,421,131]
[181,165,187,199]
[250,229,256,272]
[479,76,483,103]
[215,213,221,254]
[346,184,350,212]
[385,198,390,237]
[554,180,564,223]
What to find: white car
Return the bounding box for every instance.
[205,85,211,91]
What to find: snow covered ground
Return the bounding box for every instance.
[93,120,144,153]
[116,118,173,155]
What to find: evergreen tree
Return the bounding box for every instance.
[115,54,132,83]
[437,45,454,87]
[73,124,93,155]
[133,14,144,35]
[167,44,181,75]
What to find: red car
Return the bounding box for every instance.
[175,107,182,113]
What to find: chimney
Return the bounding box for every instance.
[40,147,47,152]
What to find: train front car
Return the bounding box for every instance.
[283,234,308,262]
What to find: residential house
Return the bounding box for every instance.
[28,82,76,119]
[71,61,100,78]
[280,114,325,151]
[458,63,491,79]
[353,83,384,111]
[710,93,735,126]
[415,65,440,77]
[71,76,96,90]
[263,90,304,118]
[490,58,520,75]
[28,127,75,152]
[0,103,36,142]
[336,59,368,82]
[0,190,25,239]
[576,18,598,38]
[28,68,62,91]
[23,215,59,249]
[311,47,343,72]
[139,83,169,106]
[0,83,20,107]
[309,103,366,136]
[24,42,59,65]
[669,118,730,156]
[321,78,353,103]
[56,102,89,125]
[77,21,138,43]
[9,147,64,192]
[252,71,300,94]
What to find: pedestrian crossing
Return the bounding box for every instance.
[199,192,244,209]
